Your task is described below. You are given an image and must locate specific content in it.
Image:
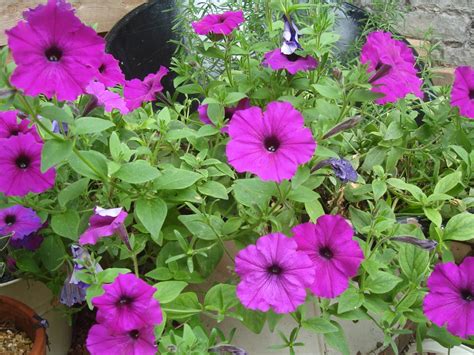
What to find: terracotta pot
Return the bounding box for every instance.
[0,295,47,355]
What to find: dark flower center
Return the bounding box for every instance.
[98,64,106,73]
[319,246,333,259]
[461,289,473,302]
[9,129,20,136]
[217,16,226,23]
[369,62,392,84]
[264,136,280,153]
[129,330,140,340]
[45,46,63,62]
[117,296,133,306]
[267,264,282,275]
[15,155,30,170]
[285,53,300,62]
[469,89,474,100]
[4,215,16,226]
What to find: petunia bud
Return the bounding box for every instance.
[391,236,438,250]
[323,116,362,139]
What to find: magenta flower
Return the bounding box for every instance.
[263,48,318,75]
[235,233,315,314]
[226,101,316,182]
[123,66,169,111]
[0,110,40,141]
[192,11,244,36]
[95,53,126,88]
[198,98,250,132]
[85,82,129,115]
[9,233,44,251]
[451,66,474,119]
[292,215,364,298]
[6,0,105,101]
[360,31,423,105]
[93,273,163,330]
[87,323,157,355]
[79,207,128,245]
[423,257,474,338]
[0,205,42,240]
[0,133,56,196]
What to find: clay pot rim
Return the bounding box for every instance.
[0,295,47,355]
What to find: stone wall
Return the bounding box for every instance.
[353,0,474,67]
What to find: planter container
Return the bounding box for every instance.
[0,295,46,355]
[0,279,72,355]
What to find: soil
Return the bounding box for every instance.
[0,321,33,355]
[67,307,96,355]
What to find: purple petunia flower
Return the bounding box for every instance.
[263,48,318,75]
[0,110,41,141]
[9,233,44,251]
[86,323,157,355]
[6,0,105,101]
[123,66,169,111]
[95,53,126,88]
[226,101,316,182]
[0,205,42,240]
[451,66,474,119]
[86,81,129,115]
[192,11,244,36]
[92,273,163,331]
[315,158,358,183]
[198,98,251,132]
[360,31,423,105]
[292,215,364,298]
[281,15,301,55]
[60,274,87,307]
[79,207,128,246]
[0,133,56,196]
[235,233,315,314]
[423,257,474,338]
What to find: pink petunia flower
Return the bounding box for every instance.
[79,207,128,246]
[198,98,250,132]
[95,53,126,88]
[263,48,318,75]
[0,110,41,141]
[6,0,105,101]
[0,205,42,240]
[292,215,364,298]
[123,66,169,111]
[235,233,315,314]
[0,133,56,196]
[226,101,316,182]
[86,323,157,355]
[92,273,163,331]
[360,31,423,105]
[86,81,129,115]
[423,257,474,338]
[451,66,474,119]
[192,11,244,36]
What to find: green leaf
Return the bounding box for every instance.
[39,105,74,123]
[135,197,167,239]
[399,243,430,281]
[427,325,462,348]
[74,117,115,134]
[178,214,219,240]
[68,150,108,179]
[423,207,442,227]
[37,235,65,271]
[232,178,275,207]
[349,89,384,102]
[372,180,387,200]
[176,84,203,95]
[304,200,325,222]
[223,92,247,105]
[443,212,474,241]
[313,84,341,100]
[387,178,426,201]
[115,160,160,184]
[384,121,404,141]
[41,140,73,172]
[154,281,188,304]
[362,147,387,172]
[287,185,319,203]
[58,178,89,207]
[51,210,80,240]
[337,287,364,314]
[434,171,462,195]
[235,304,266,334]
[164,292,202,320]
[198,181,228,200]
[204,284,239,314]
[364,271,402,294]
[154,168,202,190]
[323,322,350,355]
[302,318,338,334]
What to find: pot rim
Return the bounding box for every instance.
[0,278,21,287]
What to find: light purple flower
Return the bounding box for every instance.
[360,31,423,105]
[87,323,157,355]
[86,81,129,115]
[235,233,315,314]
[70,244,103,288]
[123,66,168,111]
[79,207,128,246]
[226,101,316,182]
[451,66,474,119]
[192,11,244,36]
[315,158,358,183]
[0,110,41,141]
[198,98,250,132]
[263,48,318,75]
[95,53,126,88]
[423,257,474,338]
[9,233,44,251]
[92,273,163,331]
[6,0,105,101]
[0,205,42,240]
[60,274,87,307]
[292,215,364,298]
[281,15,301,55]
[0,133,56,196]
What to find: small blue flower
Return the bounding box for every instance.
[315,158,358,183]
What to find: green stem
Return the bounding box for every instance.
[131,253,139,277]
